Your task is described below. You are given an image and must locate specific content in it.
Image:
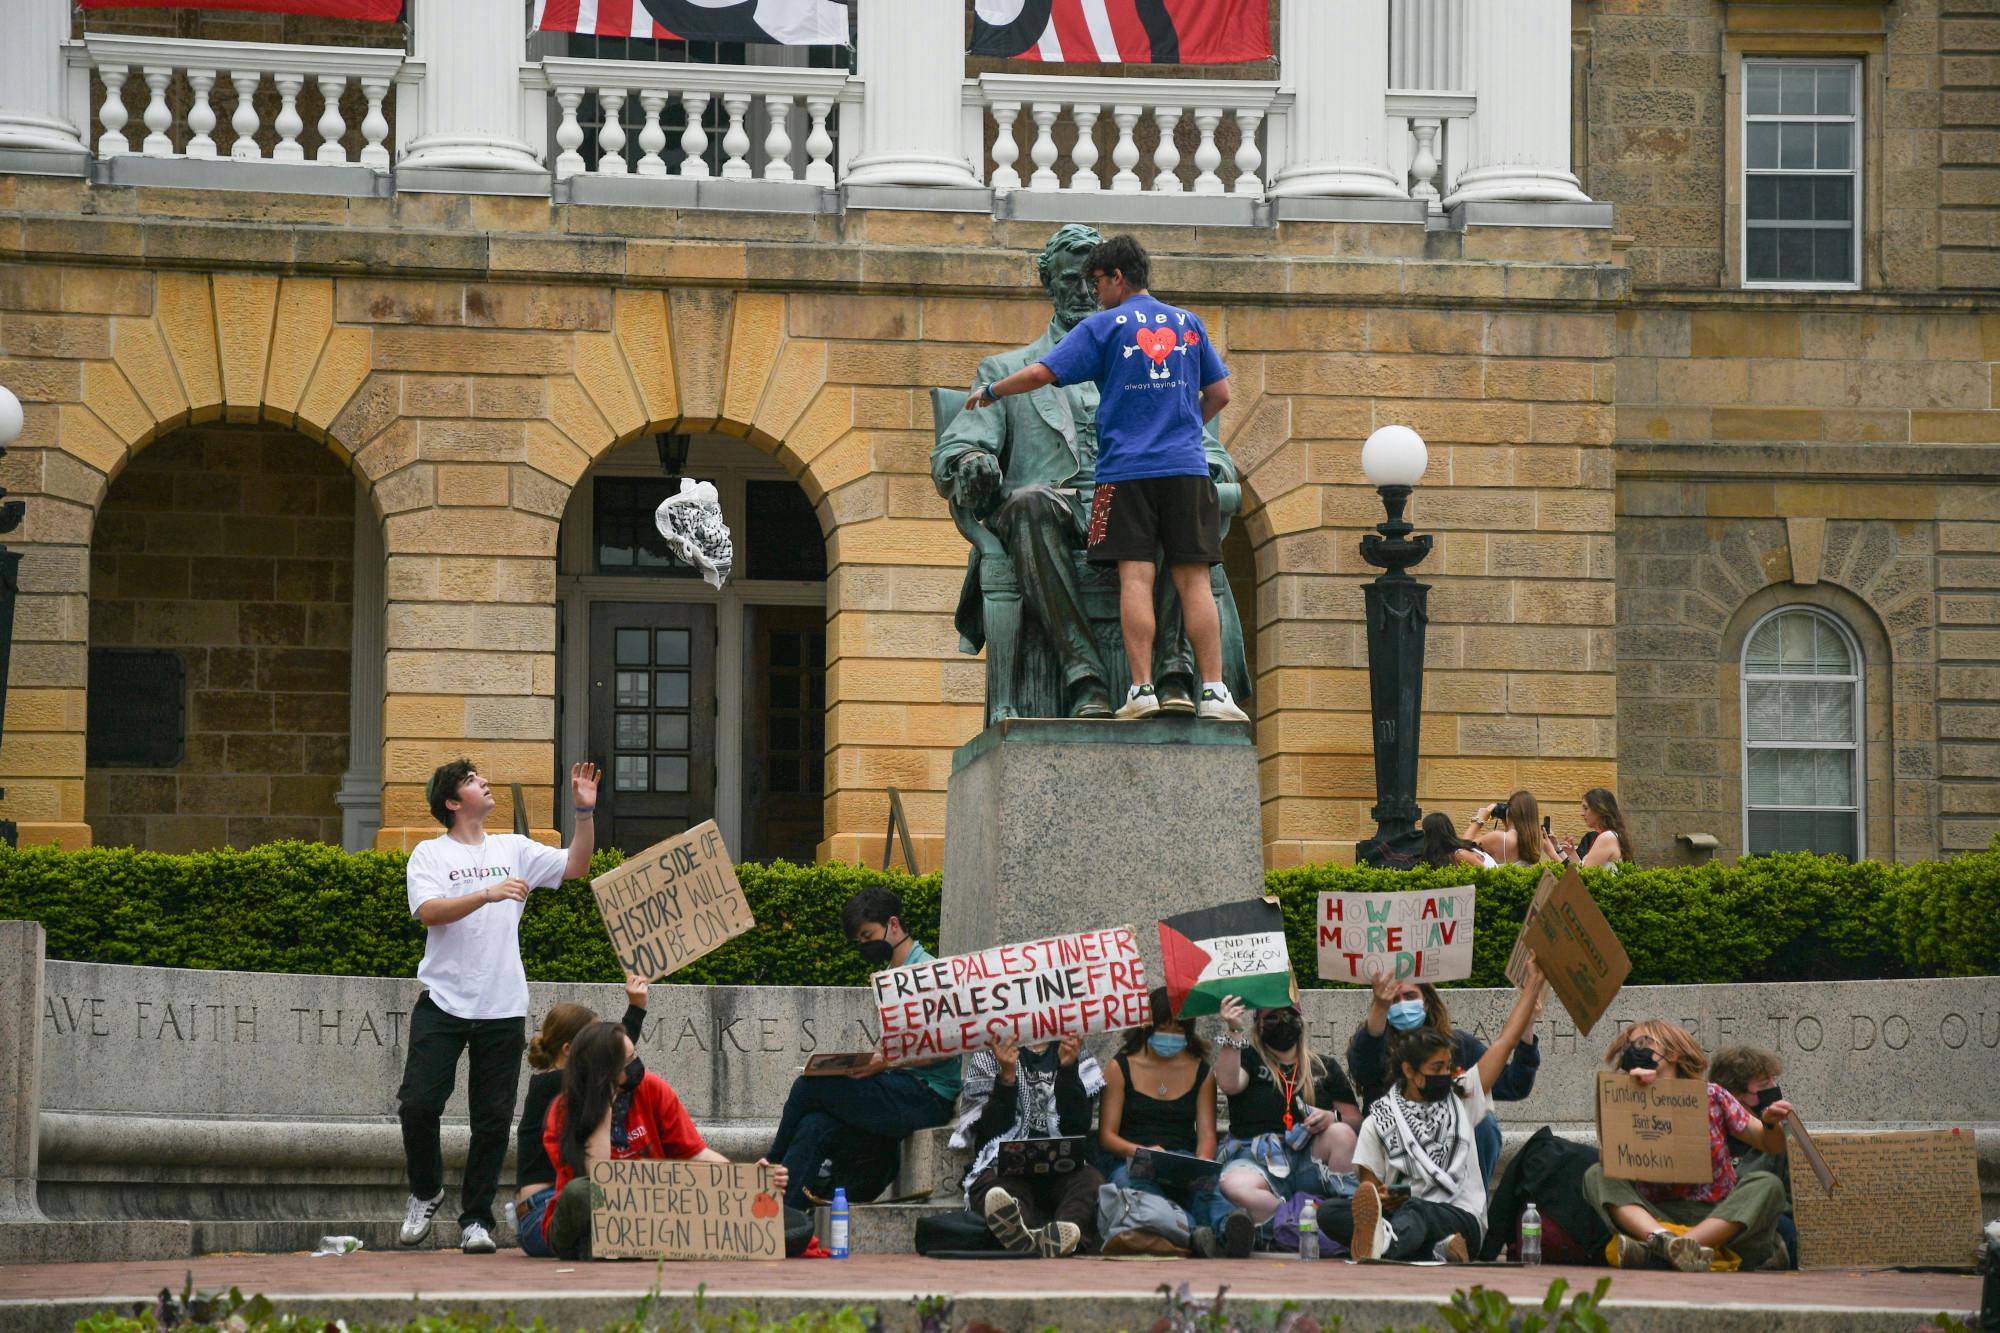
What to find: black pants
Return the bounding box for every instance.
[396,991,525,1231]
[1315,1196,1479,1261]
[967,1165,1107,1252]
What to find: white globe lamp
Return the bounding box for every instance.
[0,384,22,450]
[1360,424,1426,489]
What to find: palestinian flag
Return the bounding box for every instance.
[971,0,1270,64]
[1158,899,1294,1019]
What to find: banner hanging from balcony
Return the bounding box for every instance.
[532,0,849,45]
[971,0,1270,64]
[80,0,403,17]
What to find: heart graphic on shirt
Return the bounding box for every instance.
[1135,326,1178,364]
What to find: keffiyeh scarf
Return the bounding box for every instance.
[654,479,735,589]
[1368,1086,1461,1185]
[951,1045,1104,1197]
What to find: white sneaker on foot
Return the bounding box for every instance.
[1116,685,1161,719]
[1197,686,1248,722]
[983,1187,1035,1253]
[1043,1220,1082,1257]
[398,1190,444,1246]
[460,1221,497,1254]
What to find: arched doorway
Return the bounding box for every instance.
[556,434,828,862]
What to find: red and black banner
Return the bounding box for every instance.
[971,0,1270,65]
[81,0,403,18]
[533,0,849,45]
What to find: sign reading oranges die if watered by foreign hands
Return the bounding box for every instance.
[1316,887,1476,983]
[587,1158,783,1261]
[873,926,1152,1064]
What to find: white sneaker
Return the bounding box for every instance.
[460,1221,497,1254]
[1116,685,1161,719]
[398,1190,444,1246]
[1197,686,1249,722]
[1043,1220,1082,1257]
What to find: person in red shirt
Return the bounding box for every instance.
[542,1022,807,1259]
[1582,1020,1793,1272]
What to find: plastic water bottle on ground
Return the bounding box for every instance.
[311,1235,363,1257]
[1297,1199,1319,1260]
[830,1187,851,1258]
[1520,1200,1542,1266]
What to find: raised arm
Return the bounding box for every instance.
[1213,996,1250,1095]
[562,762,600,882]
[1474,962,1547,1094]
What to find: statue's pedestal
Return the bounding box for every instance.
[940,718,1264,982]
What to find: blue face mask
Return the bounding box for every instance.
[1387,999,1427,1032]
[1147,1032,1189,1059]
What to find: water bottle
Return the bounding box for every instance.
[1297,1199,1319,1261]
[830,1187,850,1258]
[1520,1200,1542,1266]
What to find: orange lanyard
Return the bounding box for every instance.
[1277,1060,1302,1131]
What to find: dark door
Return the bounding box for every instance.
[589,602,717,856]
[741,603,826,864]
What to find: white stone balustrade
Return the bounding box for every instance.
[970,74,1283,198]
[1387,0,1471,210]
[70,34,403,169]
[538,57,850,184]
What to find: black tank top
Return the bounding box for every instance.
[1114,1053,1208,1154]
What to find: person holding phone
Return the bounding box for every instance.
[1557,787,1635,868]
[1464,790,1561,866]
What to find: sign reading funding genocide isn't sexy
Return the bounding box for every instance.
[588,1158,784,1261]
[873,926,1152,1064]
[1316,888,1475,983]
[1595,1072,1713,1184]
[590,821,754,982]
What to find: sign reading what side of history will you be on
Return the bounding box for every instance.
[1789,1128,1984,1269]
[1316,887,1475,983]
[1524,867,1631,1036]
[1595,1071,1713,1184]
[590,820,754,982]
[588,1158,783,1261]
[873,925,1152,1064]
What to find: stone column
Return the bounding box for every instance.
[397,0,543,173]
[0,921,46,1222]
[842,0,980,188]
[0,0,88,156]
[336,488,384,853]
[1446,0,1589,204]
[1267,0,1405,199]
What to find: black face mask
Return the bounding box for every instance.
[1619,1043,1658,1073]
[621,1057,646,1090]
[1419,1072,1455,1103]
[856,937,895,967]
[1261,1016,1303,1050]
[1751,1085,1784,1113]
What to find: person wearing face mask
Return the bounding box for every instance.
[1343,963,1548,1264]
[542,1021,806,1260]
[765,886,963,1211]
[1585,1021,1793,1272]
[1098,988,1233,1257]
[1346,973,1542,1185]
[1707,1045,1799,1269]
[951,1034,1105,1257]
[1212,997,1362,1248]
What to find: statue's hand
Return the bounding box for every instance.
[955,452,1002,513]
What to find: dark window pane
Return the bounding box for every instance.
[806,757,823,793]
[1747,122,1779,170]
[657,628,690,665]
[810,673,825,707]
[770,675,800,708]
[1814,176,1852,222]
[746,480,828,581]
[615,671,649,707]
[1816,123,1851,171]
[655,756,690,792]
[615,755,649,792]
[615,713,648,749]
[594,476,700,578]
[1777,228,1815,281]
[1776,175,1813,220]
[1746,64,1780,116]
[616,628,648,665]
[656,671,690,708]
[770,632,801,668]
[1747,227,1778,281]
[1747,174,1779,221]
[1779,122,1814,170]
[771,762,800,794]
[1814,228,1854,283]
[772,716,801,751]
[655,714,690,750]
[1780,66,1815,115]
[1817,65,1853,116]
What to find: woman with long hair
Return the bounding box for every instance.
[1464,790,1561,866]
[1561,787,1635,868]
[1098,987,1226,1256]
[541,1021,804,1259]
[1422,812,1496,869]
[512,977,647,1258]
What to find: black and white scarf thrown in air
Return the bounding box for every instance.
[654,478,735,588]
[950,1045,1104,1199]
[1369,1085,1461,1191]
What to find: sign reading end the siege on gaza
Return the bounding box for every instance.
[590,820,754,982]
[872,925,1152,1064]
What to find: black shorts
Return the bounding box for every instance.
[1086,474,1223,566]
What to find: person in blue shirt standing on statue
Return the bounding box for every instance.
[967,235,1246,723]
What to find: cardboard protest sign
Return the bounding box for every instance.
[801,1051,877,1077]
[873,925,1151,1063]
[1790,1129,1983,1269]
[1525,867,1629,1035]
[591,821,752,981]
[1158,898,1294,1017]
[588,1158,783,1261]
[1596,1072,1712,1184]
[1316,887,1475,983]
[1785,1115,1835,1195]
[1506,870,1558,988]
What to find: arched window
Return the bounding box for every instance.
[1741,607,1863,859]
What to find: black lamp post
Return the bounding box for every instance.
[0,384,24,849]
[1354,425,1432,868]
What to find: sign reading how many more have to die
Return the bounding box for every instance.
[590,821,754,982]
[588,1158,783,1261]
[1316,887,1475,983]
[873,926,1152,1064]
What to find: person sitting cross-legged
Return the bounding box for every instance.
[952,1034,1105,1257]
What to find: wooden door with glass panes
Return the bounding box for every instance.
[741,604,826,864]
[589,603,716,855]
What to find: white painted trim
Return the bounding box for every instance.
[1738,605,1865,861]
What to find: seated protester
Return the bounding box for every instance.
[1346,972,1541,1184]
[1422,811,1496,869]
[513,977,647,1258]
[951,1034,1103,1257]
[1464,790,1561,867]
[1098,987,1225,1257]
[1214,997,1361,1247]
[1707,1044,1798,1269]
[543,1022,807,1260]
[1558,787,1634,870]
[1584,1022,1792,1272]
[1347,963,1548,1264]
[766,886,962,1211]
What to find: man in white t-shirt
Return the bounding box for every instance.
[395,757,600,1254]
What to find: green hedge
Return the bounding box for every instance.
[1,839,1993,986]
